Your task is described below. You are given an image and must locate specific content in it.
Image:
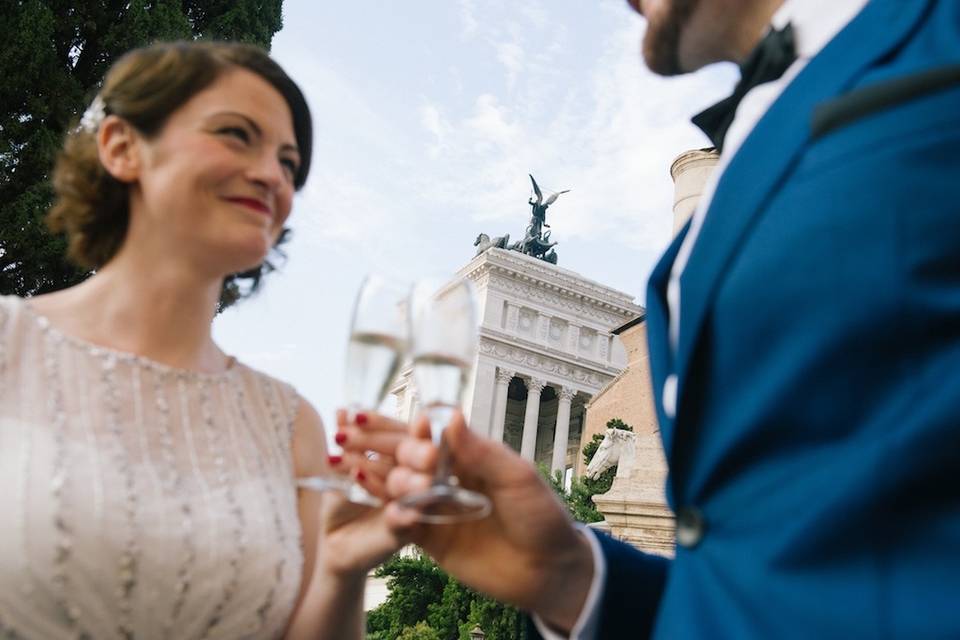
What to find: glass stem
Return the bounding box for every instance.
[433,434,455,486]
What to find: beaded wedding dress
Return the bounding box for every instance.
[0,296,304,639]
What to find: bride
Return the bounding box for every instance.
[0,41,406,639]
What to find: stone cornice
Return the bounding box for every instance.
[485,275,630,327]
[460,248,644,321]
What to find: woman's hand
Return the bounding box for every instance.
[318,410,413,576]
[287,407,412,640]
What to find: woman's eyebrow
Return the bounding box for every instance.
[215,110,299,155]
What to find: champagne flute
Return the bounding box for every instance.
[399,276,492,523]
[298,274,408,506]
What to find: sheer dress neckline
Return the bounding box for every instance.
[17,296,238,381]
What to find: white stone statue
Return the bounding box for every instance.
[584,428,636,480]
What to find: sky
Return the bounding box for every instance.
[212,0,737,415]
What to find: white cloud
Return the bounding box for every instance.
[420,101,453,157]
[465,94,522,149]
[496,40,526,89]
[458,0,479,39]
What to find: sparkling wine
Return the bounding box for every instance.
[413,353,469,441]
[344,331,404,411]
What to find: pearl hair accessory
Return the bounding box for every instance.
[78,95,106,133]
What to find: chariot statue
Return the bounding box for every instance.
[472,173,569,264]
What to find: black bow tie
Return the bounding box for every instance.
[692,23,797,152]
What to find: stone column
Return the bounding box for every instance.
[466,357,497,436]
[520,378,546,461]
[550,388,576,474]
[489,368,515,443]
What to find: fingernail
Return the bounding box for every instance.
[328,455,342,465]
[335,432,347,445]
[356,470,367,482]
[355,412,368,426]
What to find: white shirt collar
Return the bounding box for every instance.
[771,0,871,60]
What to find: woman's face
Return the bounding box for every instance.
[127,67,300,276]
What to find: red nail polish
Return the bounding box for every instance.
[335,432,347,445]
[356,470,367,482]
[355,412,368,426]
[328,455,342,465]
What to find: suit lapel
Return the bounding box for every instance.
[673,0,932,407]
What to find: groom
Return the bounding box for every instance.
[377,0,960,637]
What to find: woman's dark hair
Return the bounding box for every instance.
[46,40,313,308]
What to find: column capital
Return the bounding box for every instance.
[525,377,546,394]
[496,368,516,385]
[558,387,576,402]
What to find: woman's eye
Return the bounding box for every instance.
[219,126,250,143]
[280,158,299,179]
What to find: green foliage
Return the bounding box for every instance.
[397,621,442,640]
[0,0,284,297]
[456,595,526,640]
[367,555,447,640]
[541,418,634,523]
[368,552,526,640]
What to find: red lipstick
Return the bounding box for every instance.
[226,196,271,217]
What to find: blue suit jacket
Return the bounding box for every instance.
[586,1,960,637]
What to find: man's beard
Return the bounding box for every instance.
[642,0,701,76]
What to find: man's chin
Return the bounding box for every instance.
[642,29,686,76]
[638,0,701,76]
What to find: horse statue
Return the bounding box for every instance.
[585,428,637,480]
[474,232,511,256]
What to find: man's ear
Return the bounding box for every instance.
[97,115,142,183]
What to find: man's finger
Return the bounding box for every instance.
[395,437,439,472]
[386,466,433,498]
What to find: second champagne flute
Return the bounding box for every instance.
[399,276,491,523]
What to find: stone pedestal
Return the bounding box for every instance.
[590,433,674,557]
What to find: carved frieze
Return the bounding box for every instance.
[479,339,610,391]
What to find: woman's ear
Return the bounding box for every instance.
[97,115,141,183]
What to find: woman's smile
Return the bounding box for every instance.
[224,195,273,218]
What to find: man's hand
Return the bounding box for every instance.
[384,413,595,633]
